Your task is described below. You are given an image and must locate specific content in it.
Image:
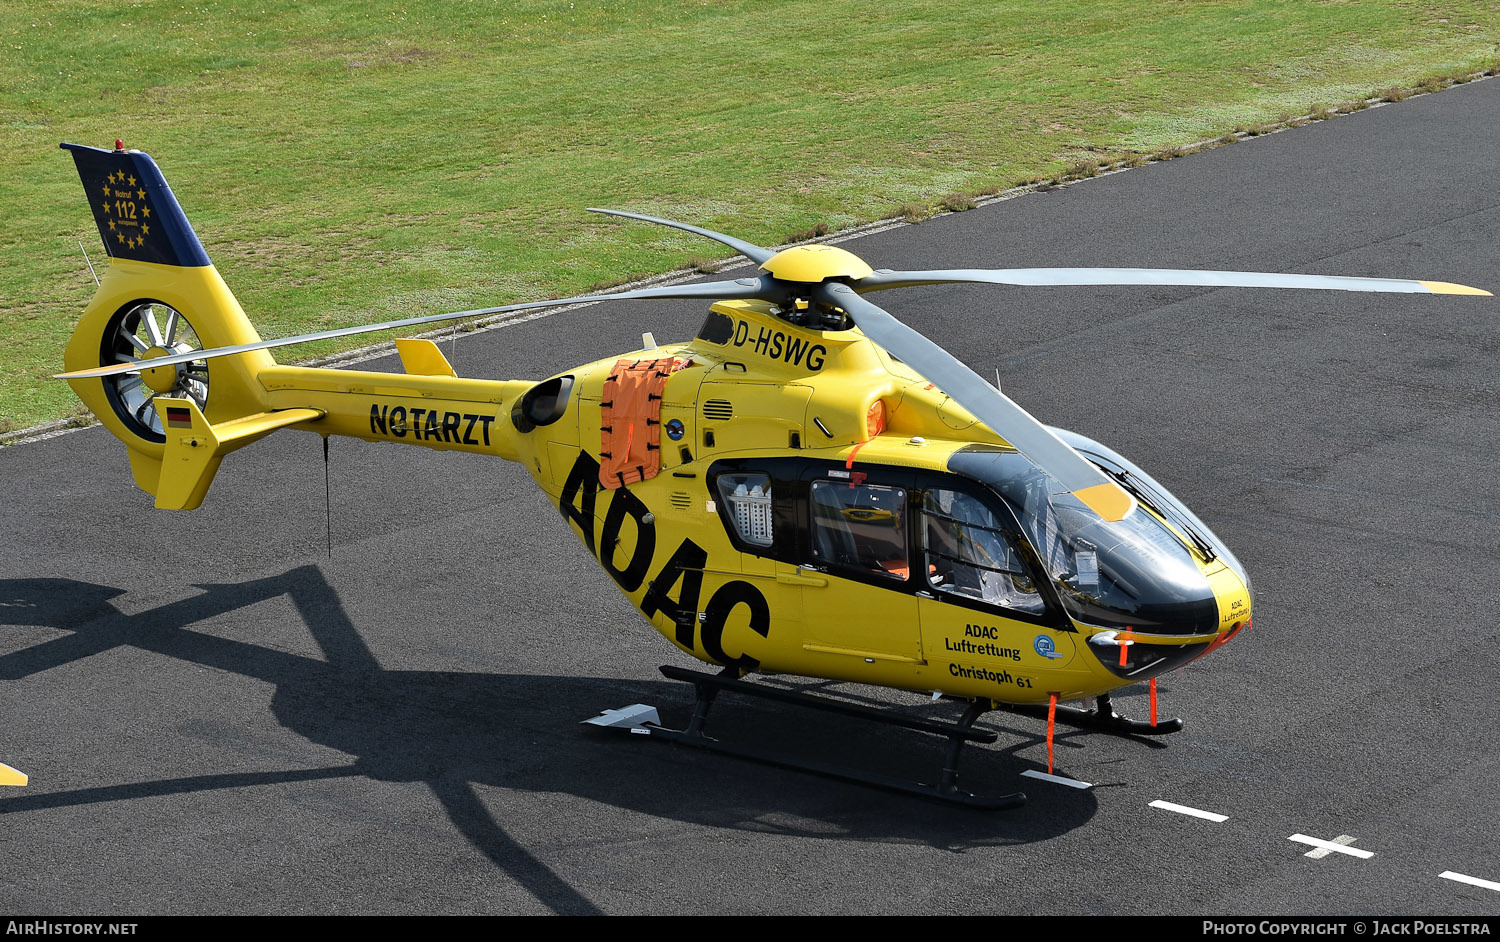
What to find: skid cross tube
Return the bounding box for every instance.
[644,665,1026,810]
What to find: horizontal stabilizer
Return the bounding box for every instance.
[1,762,27,787]
[156,397,324,509]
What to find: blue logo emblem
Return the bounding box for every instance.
[1033,634,1060,659]
[665,418,685,441]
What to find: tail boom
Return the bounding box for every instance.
[60,141,533,509]
[258,365,532,461]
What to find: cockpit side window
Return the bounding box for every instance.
[921,488,1044,614]
[948,447,1219,634]
[810,481,909,580]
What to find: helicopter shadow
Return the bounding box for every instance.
[0,568,1105,912]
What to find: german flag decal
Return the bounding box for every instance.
[166,406,193,429]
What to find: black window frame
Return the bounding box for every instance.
[703,457,1070,629]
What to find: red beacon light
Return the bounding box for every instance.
[114,139,125,152]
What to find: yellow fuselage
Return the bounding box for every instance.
[260,300,1248,704]
[65,260,1249,705]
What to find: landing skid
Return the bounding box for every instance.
[587,665,1026,810]
[999,691,1183,736]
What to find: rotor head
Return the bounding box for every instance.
[760,245,874,283]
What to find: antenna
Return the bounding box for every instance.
[323,436,332,559]
[77,240,99,286]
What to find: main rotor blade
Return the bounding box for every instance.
[814,283,1134,522]
[859,268,1492,295]
[588,208,777,266]
[54,276,777,380]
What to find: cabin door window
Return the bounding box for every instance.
[809,481,909,581]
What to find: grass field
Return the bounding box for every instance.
[3,0,1498,430]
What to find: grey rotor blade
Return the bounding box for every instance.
[859,268,1491,295]
[814,283,1135,522]
[56,276,777,381]
[588,208,777,266]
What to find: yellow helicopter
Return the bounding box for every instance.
[55,141,1491,808]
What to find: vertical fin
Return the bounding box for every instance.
[62,141,211,268]
[395,338,458,377]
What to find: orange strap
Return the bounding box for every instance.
[845,440,867,470]
[1047,693,1057,774]
[1149,677,1158,727]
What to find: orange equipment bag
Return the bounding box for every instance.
[598,357,687,489]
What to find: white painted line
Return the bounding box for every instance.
[1440,871,1500,893]
[1289,834,1373,859]
[1149,800,1228,823]
[1021,770,1092,789]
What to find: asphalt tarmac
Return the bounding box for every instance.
[4,77,1499,916]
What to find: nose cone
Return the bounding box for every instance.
[1077,562,1252,679]
[1201,563,1253,654]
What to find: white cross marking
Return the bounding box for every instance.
[1290,834,1371,859]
